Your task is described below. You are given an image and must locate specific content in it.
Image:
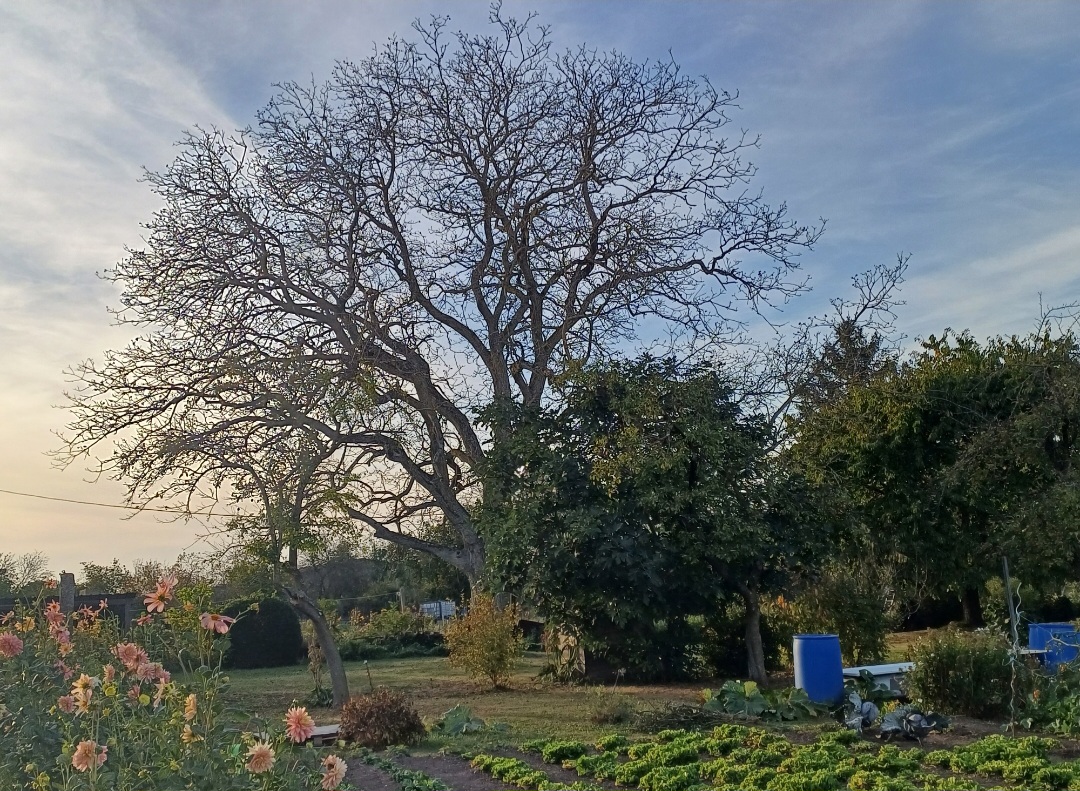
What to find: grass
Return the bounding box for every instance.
[222,652,706,744]
[886,626,977,662]
[886,629,926,662]
[222,629,950,746]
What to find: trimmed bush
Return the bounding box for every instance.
[339,688,425,748]
[222,596,305,669]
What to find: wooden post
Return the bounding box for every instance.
[1002,557,1020,648]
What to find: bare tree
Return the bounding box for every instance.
[0,551,51,595]
[60,8,819,587]
[719,256,908,438]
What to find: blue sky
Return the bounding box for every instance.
[2,1,1079,574]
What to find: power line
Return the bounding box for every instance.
[0,487,229,516]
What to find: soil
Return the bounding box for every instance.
[926,714,1012,746]
[341,752,511,791]
[342,759,399,791]
[397,753,506,791]
[847,713,1080,764]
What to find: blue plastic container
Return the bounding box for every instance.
[1030,622,1080,670]
[793,633,844,705]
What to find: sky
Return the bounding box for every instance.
[1,1,1079,577]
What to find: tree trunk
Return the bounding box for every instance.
[737,585,767,683]
[460,537,486,593]
[284,586,350,708]
[961,586,984,628]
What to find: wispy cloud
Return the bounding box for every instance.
[2,1,1079,570]
[0,2,236,570]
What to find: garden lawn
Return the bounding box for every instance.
[886,629,944,662]
[221,653,706,742]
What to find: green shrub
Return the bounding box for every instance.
[906,630,1016,718]
[587,688,638,724]
[353,605,435,639]
[222,596,305,669]
[335,605,445,661]
[539,740,588,763]
[470,754,549,788]
[337,632,447,661]
[1016,661,1080,734]
[983,577,1080,641]
[767,562,889,666]
[569,752,621,779]
[339,687,426,748]
[596,733,632,753]
[589,615,710,681]
[445,593,526,688]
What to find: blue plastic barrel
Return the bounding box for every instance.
[793,633,844,705]
[1030,622,1079,670]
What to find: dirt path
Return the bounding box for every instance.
[343,759,398,791]
[341,750,565,791]
[397,753,507,791]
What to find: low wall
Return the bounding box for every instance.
[0,574,142,632]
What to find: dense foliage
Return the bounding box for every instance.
[336,606,446,661]
[905,630,1016,719]
[701,603,785,678]
[222,596,305,670]
[483,357,832,681]
[768,561,890,665]
[793,331,1080,624]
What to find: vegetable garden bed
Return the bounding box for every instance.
[351,724,1080,791]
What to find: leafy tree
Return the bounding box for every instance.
[79,559,137,595]
[793,330,1080,625]
[794,318,897,414]
[128,555,211,593]
[726,257,907,434]
[482,357,830,681]
[210,477,359,707]
[209,548,280,600]
[59,8,818,589]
